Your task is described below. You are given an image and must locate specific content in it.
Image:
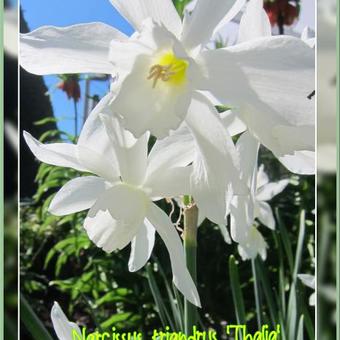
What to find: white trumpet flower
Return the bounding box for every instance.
[21,0,314,161]
[229,131,289,260]
[51,302,81,340]
[24,95,200,307]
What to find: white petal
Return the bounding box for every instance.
[256,164,269,188]
[272,125,315,155]
[51,302,81,340]
[218,225,232,244]
[256,201,275,230]
[23,131,86,172]
[309,292,316,306]
[230,195,254,244]
[49,176,110,216]
[146,123,195,178]
[78,92,118,164]
[236,131,259,193]
[76,145,119,183]
[280,150,315,175]
[100,114,148,186]
[84,184,149,252]
[147,203,201,307]
[301,27,315,48]
[256,179,289,201]
[201,36,315,156]
[237,0,271,43]
[298,274,315,289]
[20,23,127,75]
[146,166,192,199]
[212,0,247,37]
[128,219,156,272]
[24,130,118,181]
[109,0,182,37]
[237,227,267,261]
[78,92,122,180]
[181,0,246,51]
[220,110,247,137]
[185,93,244,225]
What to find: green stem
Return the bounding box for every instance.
[183,202,198,335]
[251,258,262,329]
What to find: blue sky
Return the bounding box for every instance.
[21,0,134,137]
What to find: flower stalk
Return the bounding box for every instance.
[183,198,199,335]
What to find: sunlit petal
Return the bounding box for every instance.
[186,93,244,225]
[256,179,289,201]
[147,203,201,307]
[237,227,267,260]
[20,23,126,75]
[128,219,155,272]
[237,0,271,43]
[181,0,246,51]
[100,114,148,185]
[201,36,315,156]
[84,184,149,253]
[279,150,315,175]
[23,131,86,172]
[256,201,275,230]
[109,0,182,37]
[49,176,110,216]
[51,302,81,340]
[146,165,192,199]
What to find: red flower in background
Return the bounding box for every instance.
[264,0,299,27]
[57,75,81,102]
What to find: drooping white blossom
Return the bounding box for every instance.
[24,95,200,307]
[229,132,289,260]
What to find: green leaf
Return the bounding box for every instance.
[146,264,175,329]
[255,259,279,327]
[296,315,304,340]
[275,208,294,274]
[100,313,141,329]
[228,256,246,325]
[287,210,306,340]
[34,117,59,126]
[21,294,54,340]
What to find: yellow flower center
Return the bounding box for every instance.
[147,52,189,88]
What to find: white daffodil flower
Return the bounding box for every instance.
[229,131,289,260]
[23,95,200,307]
[234,0,315,175]
[51,302,82,340]
[21,0,314,158]
[298,274,315,306]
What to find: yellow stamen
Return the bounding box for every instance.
[147,52,189,88]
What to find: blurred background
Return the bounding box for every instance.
[1,0,337,339]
